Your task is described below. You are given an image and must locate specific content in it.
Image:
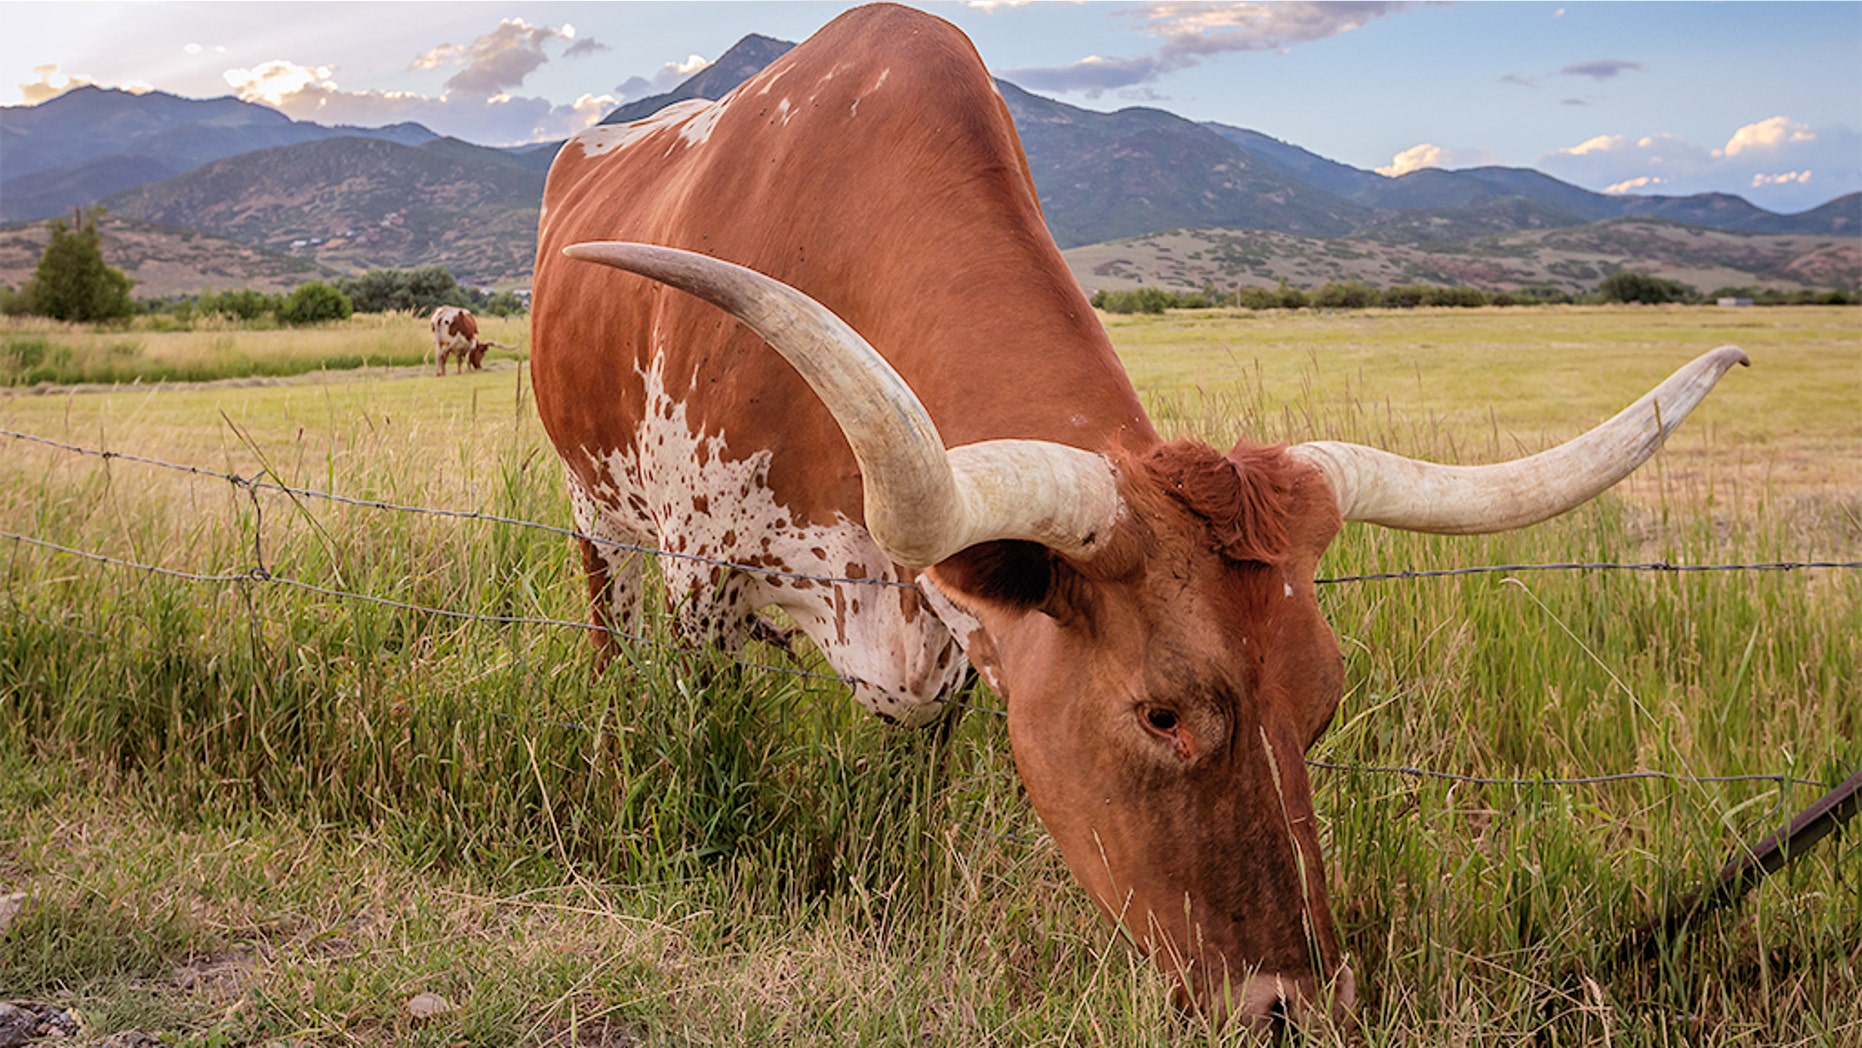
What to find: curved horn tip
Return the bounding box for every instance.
[1705,344,1751,369]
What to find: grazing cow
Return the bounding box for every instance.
[430,306,513,374]
[530,3,1744,1030]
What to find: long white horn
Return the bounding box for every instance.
[563,242,1122,567]
[1287,346,1748,534]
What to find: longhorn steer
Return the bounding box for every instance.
[430,305,511,375]
[529,3,1745,1030]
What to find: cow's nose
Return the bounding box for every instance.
[1174,964,1356,1036]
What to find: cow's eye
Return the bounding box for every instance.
[1144,707,1179,733]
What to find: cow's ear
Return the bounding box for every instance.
[928,539,1091,623]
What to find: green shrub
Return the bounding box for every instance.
[1311,281,1380,309]
[1597,271,1696,305]
[196,287,283,322]
[278,282,354,326]
[1420,286,1488,308]
[336,266,470,314]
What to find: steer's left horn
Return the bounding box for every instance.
[1288,346,1748,533]
[563,242,1123,567]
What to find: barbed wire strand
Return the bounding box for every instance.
[0,528,1006,717]
[0,427,915,590]
[5,525,1845,790]
[8,427,1860,590]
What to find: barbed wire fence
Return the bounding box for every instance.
[2,425,1855,805]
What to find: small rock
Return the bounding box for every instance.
[406,992,453,1020]
[0,892,29,934]
[0,1003,37,1048]
[0,1000,82,1046]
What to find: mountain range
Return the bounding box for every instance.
[2,32,1856,293]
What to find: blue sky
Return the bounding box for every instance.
[4,2,1857,213]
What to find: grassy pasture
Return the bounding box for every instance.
[0,306,1857,1046]
[1,313,530,388]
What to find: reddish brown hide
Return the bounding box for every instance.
[528,2,1733,1031]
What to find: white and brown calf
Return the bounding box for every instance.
[430,306,511,375]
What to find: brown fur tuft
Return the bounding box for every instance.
[1130,439,1295,566]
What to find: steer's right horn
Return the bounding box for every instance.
[1288,346,1748,534]
[564,242,1123,568]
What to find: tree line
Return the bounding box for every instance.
[1091,273,1856,314]
[1,209,528,327]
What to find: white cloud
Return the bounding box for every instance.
[1717,116,1815,158]
[1007,1,1424,95]
[1375,142,1494,177]
[224,60,338,108]
[1553,134,1629,158]
[614,53,713,102]
[18,63,101,104]
[412,18,580,96]
[204,17,619,145]
[1604,175,1664,194]
[1751,170,1811,188]
[1540,120,1856,212]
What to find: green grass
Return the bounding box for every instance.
[0,306,1857,1045]
[0,312,529,387]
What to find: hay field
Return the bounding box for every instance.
[1,305,1856,1046]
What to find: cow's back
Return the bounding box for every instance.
[531,2,1153,527]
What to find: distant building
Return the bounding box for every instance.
[1717,297,1754,308]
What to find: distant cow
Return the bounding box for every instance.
[430,306,513,375]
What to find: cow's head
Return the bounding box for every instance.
[564,243,1745,1031]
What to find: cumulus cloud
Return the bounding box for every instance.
[1605,175,1664,194]
[1541,119,1856,212]
[1375,143,1496,177]
[1717,115,1815,157]
[613,53,712,102]
[18,63,104,103]
[1007,1,1423,96]
[212,17,616,145]
[224,60,339,108]
[1751,170,1811,188]
[1560,59,1644,81]
[412,18,584,96]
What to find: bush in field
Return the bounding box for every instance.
[1513,285,1575,305]
[336,266,472,314]
[1598,270,1696,305]
[1311,281,1380,309]
[1421,286,1488,308]
[278,282,354,325]
[14,208,136,323]
[1091,286,1232,313]
[482,290,527,317]
[1234,287,1285,310]
[195,287,284,321]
